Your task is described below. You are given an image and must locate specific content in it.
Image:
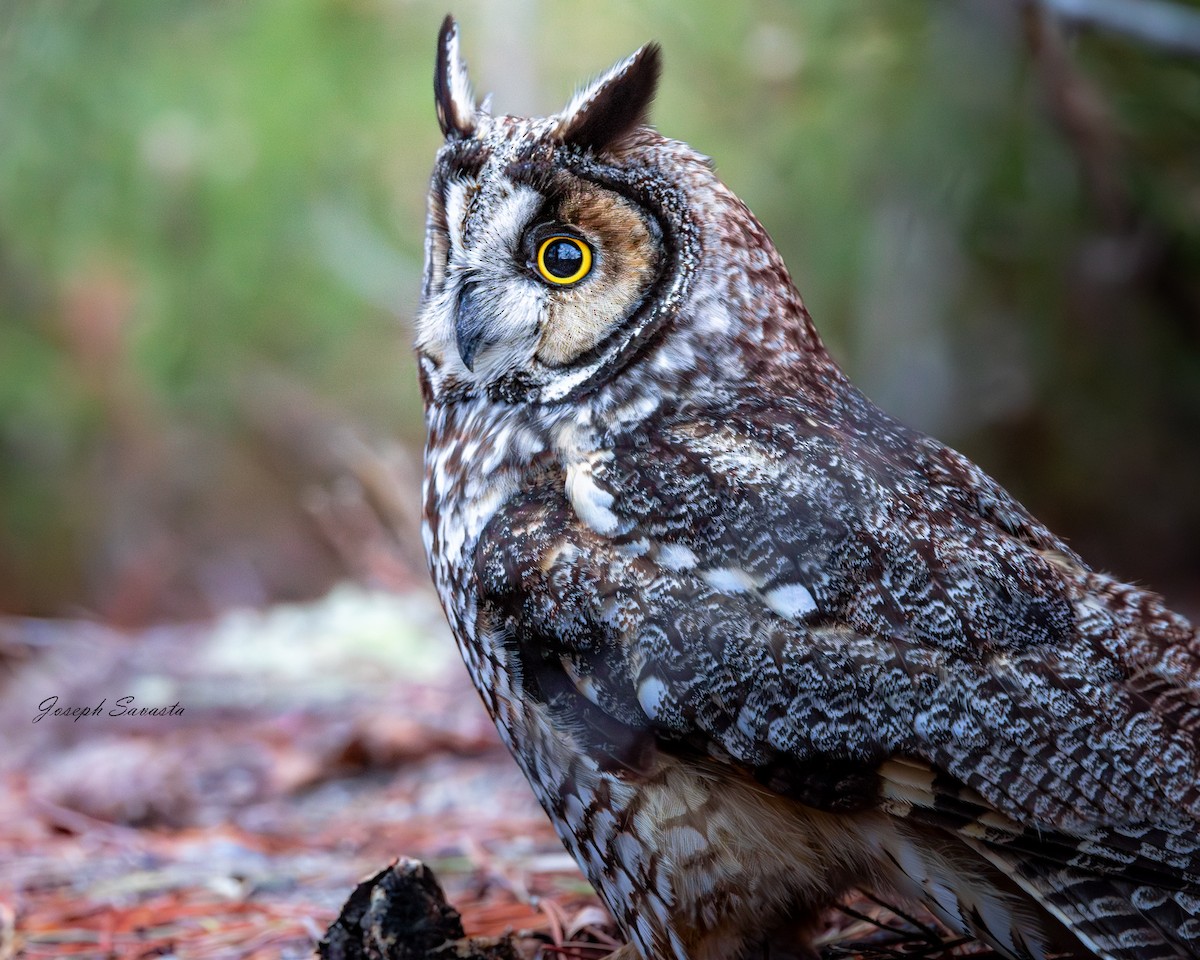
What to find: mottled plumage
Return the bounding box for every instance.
[416,18,1200,960]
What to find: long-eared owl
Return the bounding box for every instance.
[416,17,1200,960]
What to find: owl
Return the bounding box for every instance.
[416,17,1200,960]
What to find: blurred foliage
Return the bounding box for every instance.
[0,0,1197,621]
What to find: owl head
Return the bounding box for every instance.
[417,17,823,410]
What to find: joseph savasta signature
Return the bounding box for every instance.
[34,695,185,723]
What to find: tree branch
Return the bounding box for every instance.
[1035,0,1200,58]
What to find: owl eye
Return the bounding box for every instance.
[536,235,592,286]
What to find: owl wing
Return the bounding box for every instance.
[472,401,1200,890]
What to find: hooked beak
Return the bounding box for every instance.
[454,282,491,372]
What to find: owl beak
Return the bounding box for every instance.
[454,283,490,372]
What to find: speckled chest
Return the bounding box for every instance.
[423,397,534,711]
[420,376,659,666]
[423,388,689,934]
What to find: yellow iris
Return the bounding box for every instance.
[537,235,592,285]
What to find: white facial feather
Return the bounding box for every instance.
[416,179,549,381]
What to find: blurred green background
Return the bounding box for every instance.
[1,0,1198,623]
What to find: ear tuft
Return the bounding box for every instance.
[554,43,662,153]
[434,15,478,140]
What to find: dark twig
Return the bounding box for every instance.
[1034,0,1200,58]
[859,890,943,942]
[1024,6,1133,231]
[826,897,995,959]
[1024,2,1200,339]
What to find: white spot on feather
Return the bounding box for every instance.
[702,566,759,594]
[666,825,707,859]
[637,676,667,720]
[658,543,698,570]
[763,582,818,620]
[562,793,585,828]
[619,538,650,558]
[561,656,602,707]
[593,807,617,840]
[611,868,635,905]
[564,454,619,535]
[735,705,760,741]
[620,393,660,423]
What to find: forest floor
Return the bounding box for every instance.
[0,585,990,959]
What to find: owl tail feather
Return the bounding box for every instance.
[967,840,1200,959]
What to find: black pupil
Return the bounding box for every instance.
[544,238,584,278]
